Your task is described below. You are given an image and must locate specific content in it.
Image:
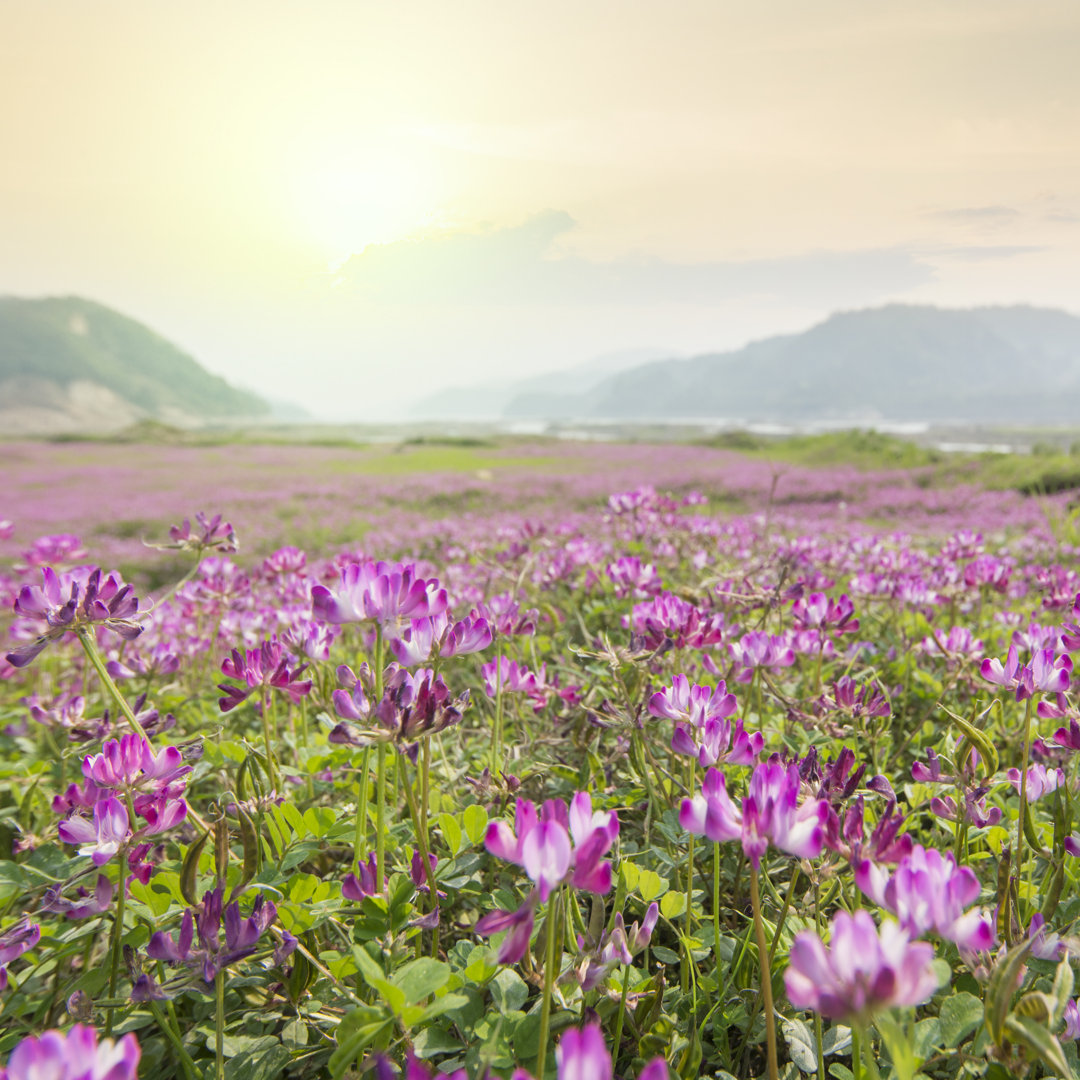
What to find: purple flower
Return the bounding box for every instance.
[390,612,492,666]
[785,910,938,1023]
[680,761,827,869]
[42,875,113,920]
[980,645,1072,701]
[0,918,40,966]
[792,592,859,634]
[148,888,278,982]
[648,674,737,725]
[342,854,381,900]
[729,630,796,682]
[218,638,312,712]
[650,674,760,768]
[980,644,1024,692]
[482,657,545,698]
[486,793,619,899]
[165,512,237,553]
[1027,914,1065,961]
[1006,763,1065,801]
[606,556,662,598]
[475,902,537,964]
[553,1023,668,1080]
[311,559,447,633]
[1063,998,1080,1040]
[0,1024,140,1080]
[82,734,189,791]
[6,567,143,668]
[855,845,995,952]
[58,797,129,866]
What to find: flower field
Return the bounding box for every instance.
[2,437,1080,1080]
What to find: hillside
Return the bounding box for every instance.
[503,304,1080,424]
[0,296,269,433]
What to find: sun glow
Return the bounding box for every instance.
[292,148,444,261]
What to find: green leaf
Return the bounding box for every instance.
[281,1019,308,1048]
[780,1016,818,1074]
[638,869,667,902]
[1052,956,1075,1024]
[288,873,318,904]
[985,939,1033,1044]
[940,991,984,1048]
[439,812,463,856]
[411,1025,464,1058]
[821,1026,851,1057]
[660,891,686,920]
[1003,1013,1073,1078]
[490,968,529,1014]
[393,957,451,1005]
[418,992,469,1023]
[329,1017,393,1079]
[463,804,489,845]
[228,1045,292,1080]
[302,806,336,838]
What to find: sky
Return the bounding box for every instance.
[3,1,1080,419]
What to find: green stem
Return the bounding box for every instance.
[148,1000,198,1080]
[613,962,632,1069]
[105,849,127,1037]
[373,628,386,888]
[354,745,371,859]
[536,890,560,1080]
[683,827,695,993]
[400,748,440,958]
[750,867,779,1080]
[375,742,388,891]
[215,968,226,1080]
[492,641,504,771]
[713,841,722,973]
[261,692,279,791]
[1017,694,1035,916]
[77,629,150,744]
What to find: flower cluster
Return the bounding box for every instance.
[785,909,938,1023]
[0,1024,140,1080]
[55,735,189,868]
[7,566,143,668]
[478,793,619,962]
[680,760,828,868]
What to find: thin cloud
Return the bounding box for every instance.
[338,211,935,308]
[925,205,1021,222]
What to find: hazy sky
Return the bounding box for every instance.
[3,1,1079,418]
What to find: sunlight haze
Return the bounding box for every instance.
[3,0,1079,418]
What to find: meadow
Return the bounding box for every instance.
[1,433,1080,1080]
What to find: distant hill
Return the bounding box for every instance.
[411,347,676,420]
[0,295,269,434]
[504,305,1080,424]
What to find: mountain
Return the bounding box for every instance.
[0,295,269,434]
[505,305,1080,424]
[411,347,675,420]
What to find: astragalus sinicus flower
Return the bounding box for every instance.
[649,673,762,768]
[680,760,828,867]
[855,844,995,952]
[0,1023,140,1080]
[785,909,938,1023]
[6,566,144,668]
[311,559,448,634]
[477,793,619,962]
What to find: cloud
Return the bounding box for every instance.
[925,244,1044,261]
[337,211,935,308]
[925,205,1021,222]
